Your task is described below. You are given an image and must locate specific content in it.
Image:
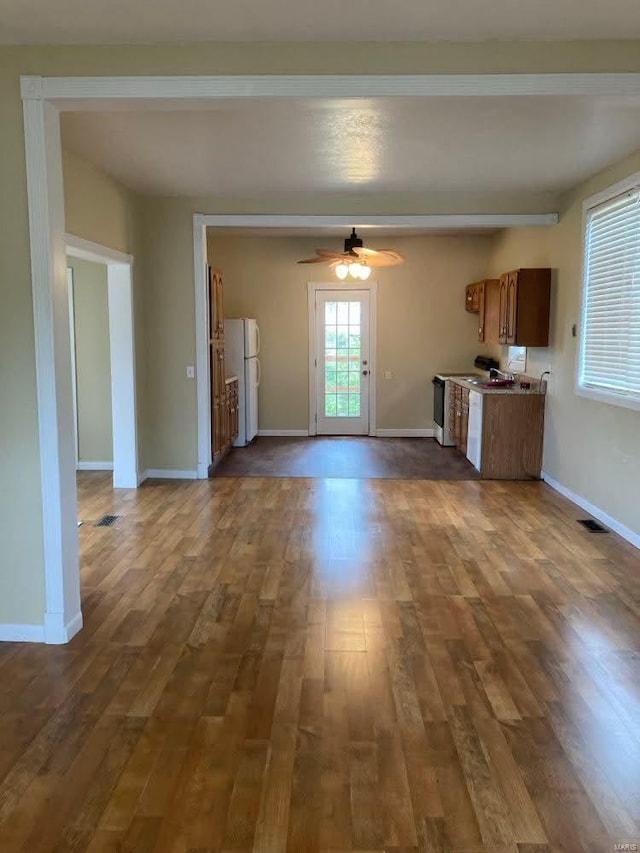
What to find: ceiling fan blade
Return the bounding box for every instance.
[297,255,337,264]
[353,247,405,267]
[314,248,345,257]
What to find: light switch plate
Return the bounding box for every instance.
[186,364,195,379]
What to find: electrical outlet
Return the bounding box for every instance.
[186,364,195,379]
[384,370,392,380]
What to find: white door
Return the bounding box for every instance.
[244,319,260,358]
[245,356,260,442]
[315,290,371,435]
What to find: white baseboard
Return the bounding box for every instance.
[44,610,83,644]
[376,428,435,438]
[76,460,114,471]
[0,623,45,643]
[0,610,83,645]
[541,471,640,550]
[258,430,309,437]
[257,429,435,438]
[141,468,199,480]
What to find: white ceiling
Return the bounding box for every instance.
[3,0,640,43]
[60,95,640,199]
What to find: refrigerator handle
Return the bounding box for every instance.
[255,357,261,388]
[255,323,261,355]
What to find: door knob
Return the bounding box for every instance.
[362,370,369,376]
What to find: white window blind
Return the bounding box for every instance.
[580,186,640,405]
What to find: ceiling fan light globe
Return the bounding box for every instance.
[359,265,372,280]
[349,262,362,279]
[335,262,349,280]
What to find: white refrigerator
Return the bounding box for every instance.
[225,318,260,447]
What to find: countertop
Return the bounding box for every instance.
[448,376,545,396]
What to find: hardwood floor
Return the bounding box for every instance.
[1,471,640,852]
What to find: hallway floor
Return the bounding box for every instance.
[212,435,481,479]
[0,472,639,852]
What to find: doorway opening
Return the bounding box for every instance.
[66,235,138,490]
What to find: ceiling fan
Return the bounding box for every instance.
[297,228,404,280]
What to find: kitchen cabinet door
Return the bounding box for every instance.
[498,274,509,344]
[226,378,239,443]
[465,279,499,341]
[465,283,481,312]
[209,267,234,467]
[506,271,518,344]
[496,269,551,347]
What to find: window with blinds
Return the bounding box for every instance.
[579,182,640,410]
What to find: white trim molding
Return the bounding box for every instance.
[376,428,436,438]
[201,213,558,229]
[44,611,84,645]
[26,73,640,102]
[258,430,309,437]
[23,91,82,645]
[194,215,211,479]
[107,263,139,488]
[66,233,133,266]
[76,461,114,471]
[542,471,640,550]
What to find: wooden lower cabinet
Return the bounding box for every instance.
[451,383,470,453]
[449,379,545,480]
[211,345,227,464]
[479,394,545,479]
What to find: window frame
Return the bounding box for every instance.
[576,170,640,412]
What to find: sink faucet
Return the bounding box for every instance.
[490,368,515,380]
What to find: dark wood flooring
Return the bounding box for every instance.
[213,436,480,480]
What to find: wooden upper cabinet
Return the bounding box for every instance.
[465,282,481,312]
[465,279,500,342]
[498,268,551,346]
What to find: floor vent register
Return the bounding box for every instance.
[95,514,121,528]
[577,518,608,533]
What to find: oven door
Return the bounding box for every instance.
[432,377,446,445]
[433,377,445,428]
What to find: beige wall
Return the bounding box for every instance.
[208,234,495,431]
[68,258,113,463]
[488,147,640,537]
[3,42,640,627]
[62,149,148,473]
[63,149,134,255]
